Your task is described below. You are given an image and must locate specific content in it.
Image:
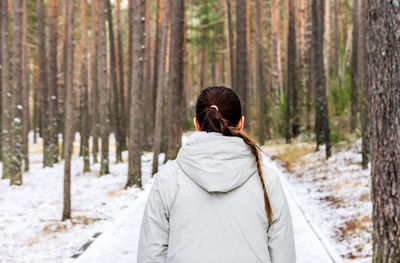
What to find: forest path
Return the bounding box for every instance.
[74,153,342,263]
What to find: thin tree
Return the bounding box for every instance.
[1,0,12,179]
[106,0,122,163]
[98,0,110,175]
[116,0,126,152]
[37,0,51,167]
[0,0,2,163]
[285,0,296,143]
[62,0,74,221]
[254,0,265,145]
[22,0,29,172]
[235,0,248,121]
[312,0,331,159]
[166,0,185,160]
[152,0,171,175]
[153,0,165,119]
[80,0,90,172]
[10,0,24,185]
[126,0,146,188]
[270,0,283,99]
[368,0,400,260]
[91,0,99,164]
[359,0,369,169]
[48,0,59,165]
[226,0,235,90]
[350,0,359,133]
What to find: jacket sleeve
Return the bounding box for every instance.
[266,168,296,263]
[137,174,170,263]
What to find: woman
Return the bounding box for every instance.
[138,86,295,263]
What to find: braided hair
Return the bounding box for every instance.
[195,86,273,225]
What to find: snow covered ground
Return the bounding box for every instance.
[0,133,163,263]
[263,139,372,262]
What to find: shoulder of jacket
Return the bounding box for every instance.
[154,159,180,190]
[261,161,281,189]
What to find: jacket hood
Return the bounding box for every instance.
[176,131,257,193]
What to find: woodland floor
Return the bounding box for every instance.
[0,133,372,262]
[263,138,372,262]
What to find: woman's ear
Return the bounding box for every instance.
[193,117,201,131]
[237,116,245,131]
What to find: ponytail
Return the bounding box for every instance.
[200,107,274,225]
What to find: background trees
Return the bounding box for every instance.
[0,1,398,260]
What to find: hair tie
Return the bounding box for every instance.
[210,105,219,111]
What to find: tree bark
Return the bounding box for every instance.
[37,0,51,167]
[236,0,248,122]
[10,0,24,185]
[350,0,359,133]
[116,0,126,152]
[254,0,265,145]
[285,0,296,143]
[359,0,369,170]
[1,0,12,179]
[312,0,331,159]
[368,1,400,260]
[48,0,59,166]
[22,0,29,172]
[166,0,185,160]
[126,0,146,188]
[152,0,171,175]
[106,0,122,163]
[62,0,74,221]
[91,0,99,164]
[80,0,90,172]
[270,0,283,100]
[226,0,235,90]
[98,0,110,175]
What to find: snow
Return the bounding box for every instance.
[0,133,163,263]
[263,139,372,262]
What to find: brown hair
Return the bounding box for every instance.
[196,86,273,225]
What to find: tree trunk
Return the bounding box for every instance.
[106,0,122,163]
[48,0,59,166]
[116,0,126,153]
[312,0,331,159]
[236,0,248,121]
[359,0,369,170]
[152,0,171,175]
[10,0,24,185]
[368,0,400,261]
[333,0,339,78]
[285,0,296,143]
[1,0,12,179]
[98,0,109,175]
[324,0,331,91]
[37,0,51,167]
[350,0,359,133]
[143,0,154,151]
[126,0,146,188]
[22,0,29,172]
[271,0,283,100]
[80,0,90,173]
[166,0,185,161]
[62,0,74,221]
[254,0,265,145]
[152,0,165,128]
[226,0,235,90]
[91,0,99,164]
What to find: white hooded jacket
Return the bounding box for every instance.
[137,132,296,263]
